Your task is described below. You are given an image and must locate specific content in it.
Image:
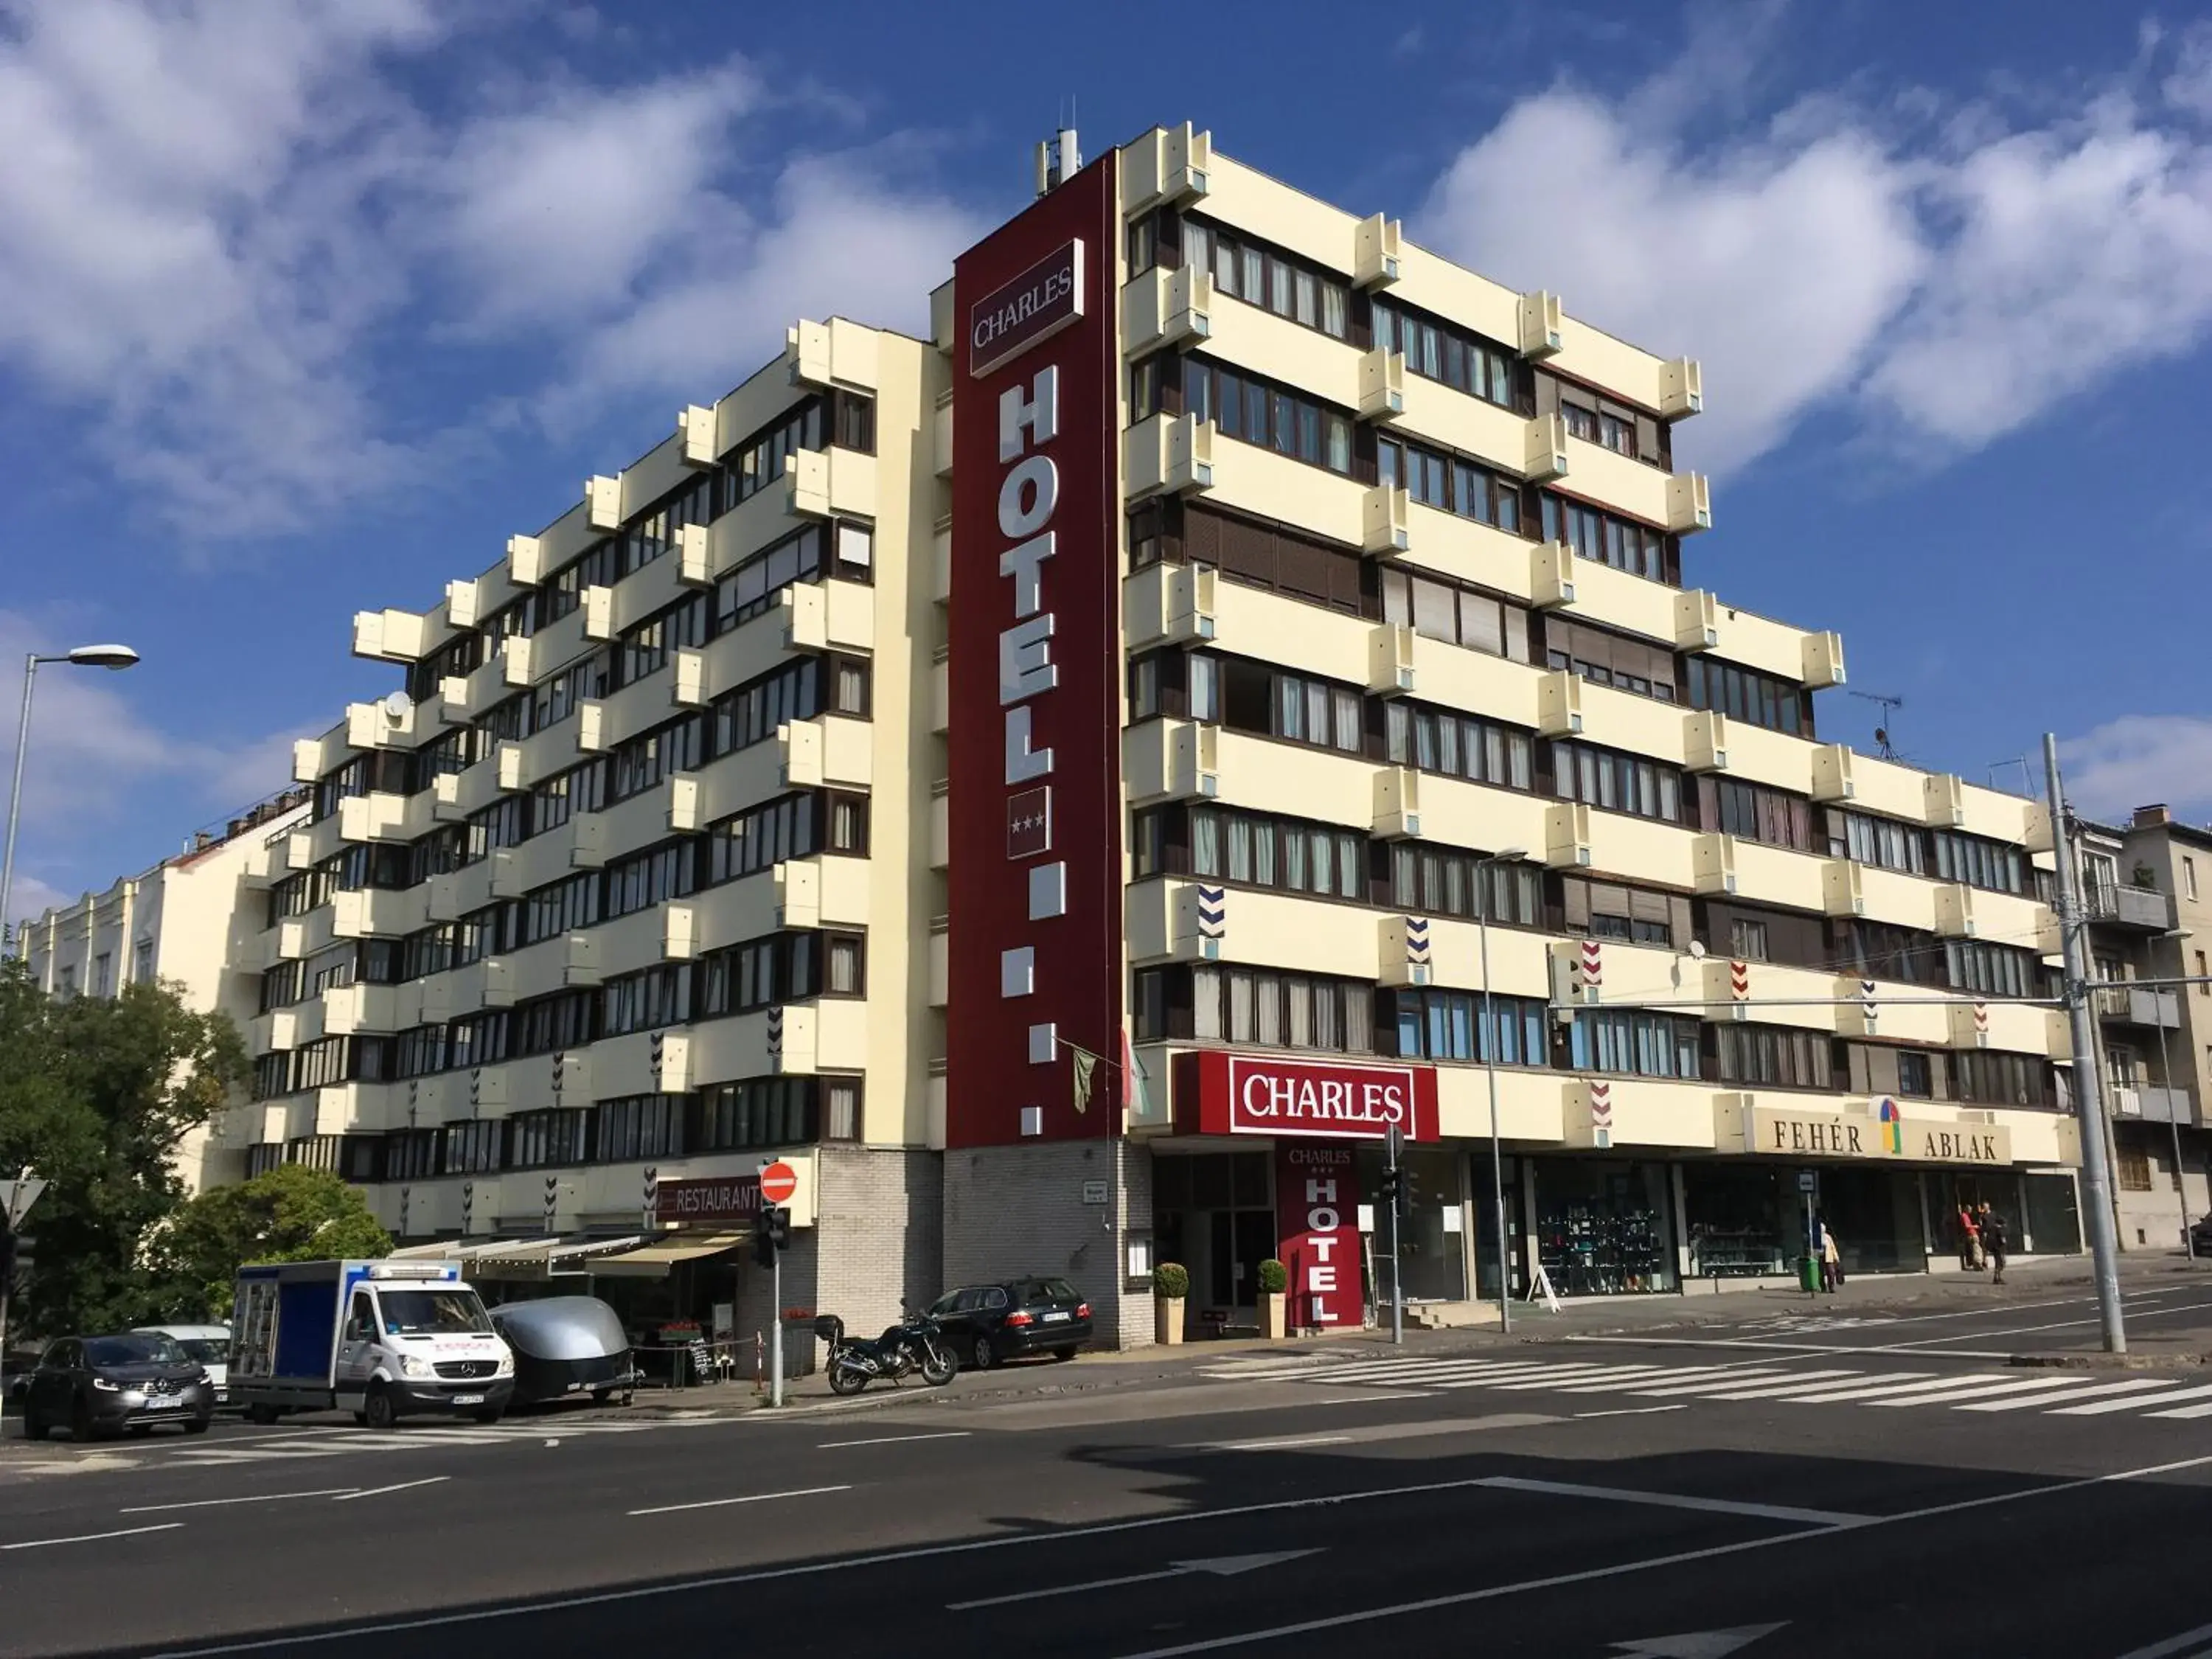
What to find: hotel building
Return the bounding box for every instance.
[46,124,2090,1355]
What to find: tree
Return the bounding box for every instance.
[0,956,248,1336]
[152,1165,392,1320]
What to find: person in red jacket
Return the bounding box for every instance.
[1957,1203,1983,1272]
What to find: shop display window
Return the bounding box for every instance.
[1681,1164,1790,1277]
[1532,1160,1677,1295]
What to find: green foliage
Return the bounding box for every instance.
[1256,1258,1288,1295]
[1154,1261,1190,1299]
[152,1165,391,1321]
[0,956,248,1335]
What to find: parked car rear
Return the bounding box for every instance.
[928,1277,1092,1369]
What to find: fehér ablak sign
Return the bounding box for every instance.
[1173,1052,1441,1142]
[945,156,1121,1148]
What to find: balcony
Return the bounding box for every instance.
[2084,883,2177,933]
[2096,985,2180,1029]
[2121,1085,2196,1124]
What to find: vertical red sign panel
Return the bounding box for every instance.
[1276,1145,1361,1330]
[945,157,1122,1148]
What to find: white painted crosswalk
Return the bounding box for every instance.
[1199,1354,2212,1425]
[128,1409,728,1467]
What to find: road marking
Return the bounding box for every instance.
[1308,1392,1438,1404]
[1671,1371,1869,1401]
[1209,1433,1354,1452]
[120,1488,361,1514]
[1775,1373,1981,1404]
[627,1484,850,1517]
[1866,1376,2104,1408]
[2,1522,184,1551]
[1611,1623,1787,1658]
[1571,1335,2021,1360]
[1554,1366,1764,1393]
[2117,1618,2212,1658]
[1108,1452,2212,1658]
[815,1431,971,1449]
[1474,1476,1867,1529]
[946,1548,1320,1611]
[1955,1378,2182,1413]
[2146,1399,2212,1420]
[1491,1366,1686,1391]
[2051,1381,2212,1416]
[1621,1370,1801,1397]
[332,1476,450,1502]
[1575,1405,1688,1419]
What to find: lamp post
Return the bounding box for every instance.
[2154,927,2195,1264]
[1,644,141,954]
[1476,846,1528,1335]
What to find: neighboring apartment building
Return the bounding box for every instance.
[18,788,311,1194]
[229,122,2084,1357]
[2078,805,2212,1250]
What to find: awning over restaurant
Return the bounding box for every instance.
[587,1231,749,1278]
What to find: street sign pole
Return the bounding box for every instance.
[770,1239,784,1410]
[1385,1123,1404,1347]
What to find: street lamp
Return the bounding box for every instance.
[1476,845,1528,1334]
[1,644,142,954]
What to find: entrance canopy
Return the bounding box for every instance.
[588,1231,749,1279]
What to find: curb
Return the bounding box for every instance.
[2006,1351,2211,1371]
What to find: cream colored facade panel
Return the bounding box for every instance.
[1408,777,1551,863]
[1394,512,1541,605]
[1406,634,1543,728]
[1837,751,1927,824]
[1388,244,1524,355]
[823,579,875,653]
[619,433,688,524]
[1729,841,1828,914]
[1546,324,1671,412]
[1697,602,1815,686]
[689,871,783,955]
[1546,554,1680,647]
[1435,1063,1566,1143]
[1973,888,2055,957]
[1589,1077,1728,1152]
[1214,581,1371,687]
[711,351,803,465]
[696,602,801,707]
[1716,720,1817,796]
[1396,375,1532,483]
[707,471,808,577]
[1200,294,1360,409]
[1855,864,1941,933]
[1955,782,2038,848]
[1411,916,1552,1000]
[1200,437,1366,546]
[1561,439,1669,527]
[1198,154,1362,276]
[1584,812,1697,888]
[532,498,596,577]
[1209,732,1372,830]
[1573,681,1688,766]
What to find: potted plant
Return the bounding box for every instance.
[1155,1262,1189,1346]
[1258,1258,1289,1339]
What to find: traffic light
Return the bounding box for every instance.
[1378,1167,1402,1214]
[0,1225,13,1290]
[753,1228,777,1269]
[765,1206,791,1251]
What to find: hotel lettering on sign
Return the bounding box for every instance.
[945,157,1122,1149]
[1174,1051,1441,1142]
[1276,1145,1359,1329]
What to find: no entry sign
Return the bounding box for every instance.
[758,1161,799,1206]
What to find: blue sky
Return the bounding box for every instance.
[4,0,2212,931]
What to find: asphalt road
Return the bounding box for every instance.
[8,1309,2212,1659]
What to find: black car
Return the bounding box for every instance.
[928,1278,1092,1369]
[2191,1214,2212,1257]
[17,1332,216,1441]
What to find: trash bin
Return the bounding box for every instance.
[1799,1253,1822,1293]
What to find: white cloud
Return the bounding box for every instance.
[2059,715,2212,824]
[4,872,74,944]
[1417,29,2212,473]
[0,1,981,543]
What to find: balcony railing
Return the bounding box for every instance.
[2082,883,2177,931]
[2094,985,2181,1028]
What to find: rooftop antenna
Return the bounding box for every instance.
[1034,101,1081,198]
[1848,689,1905,761]
[1987,756,2034,796]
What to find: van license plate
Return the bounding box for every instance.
[451,1394,484,1406]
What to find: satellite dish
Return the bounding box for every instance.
[381,691,411,723]
[1688,940,1708,959]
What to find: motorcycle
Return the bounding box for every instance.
[816,1308,957,1395]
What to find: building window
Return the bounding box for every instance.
[600,965,692,1037]
[824,1077,861,1141]
[2197,950,2208,997]
[1391,991,1548,1064]
[1386,703,1536,791]
[1953,1048,2050,1108]
[1540,495,1672,582]
[1380,568,1532,661]
[507,1109,588,1171]
[1931,831,2027,896]
[1544,616,1679,703]
[592,1094,687,1163]
[1826,810,1927,876]
[1703,778,1814,852]
[706,793,820,884]
[1729,917,1769,961]
[1896,1050,1934,1098]
[2116,1141,2154,1192]
[1686,657,1807,737]
[522,872,600,945]
[1569,1010,1700,1079]
[1550,740,1684,823]
[698,931,825,1017]
[1376,436,1523,532]
[2185,857,2199,902]
[1172,357,1354,478]
[1201,654,1363,754]
[1174,502,1369,616]
[1149,964,1374,1053]
[825,934,865,996]
[605,841,697,919]
[1944,939,2035,998]
[613,593,709,690]
[1391,846,1543,927]
[442,1121,499,1175]
[1372,298,1517,409]
[132,938,155,984]
[1565,878,1688,949]
[713,524,829,633]
[697,1075,818,1151]
[1179,215,1352,342]
[1186,805,1366,901]
[1831,918,1938,984]
[1716,1024,1832,1090]
[608,716,703,804]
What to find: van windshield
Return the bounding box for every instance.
[378,1290,493,1336]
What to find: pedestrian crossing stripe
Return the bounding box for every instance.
[137,1411,726,1467]
[1196,1356,2212,1424]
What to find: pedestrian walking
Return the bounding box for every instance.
[1820,1220,1843,1293]
[1957,1202,1983,1271]
[1981,1203,2008,1286]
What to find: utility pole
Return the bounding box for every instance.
[2154,928,2194,1263]
[2045,734,2127,1353]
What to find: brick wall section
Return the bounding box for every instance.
[943,1141,1156,1349]
[729,1146,943,1379]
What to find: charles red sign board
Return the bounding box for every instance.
[1173,1051,1441,1143]
[1276,1144,1360,1329]
[651,1175,760,1226]
[944,155,1122,1148]
[757,1161,799,1206]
